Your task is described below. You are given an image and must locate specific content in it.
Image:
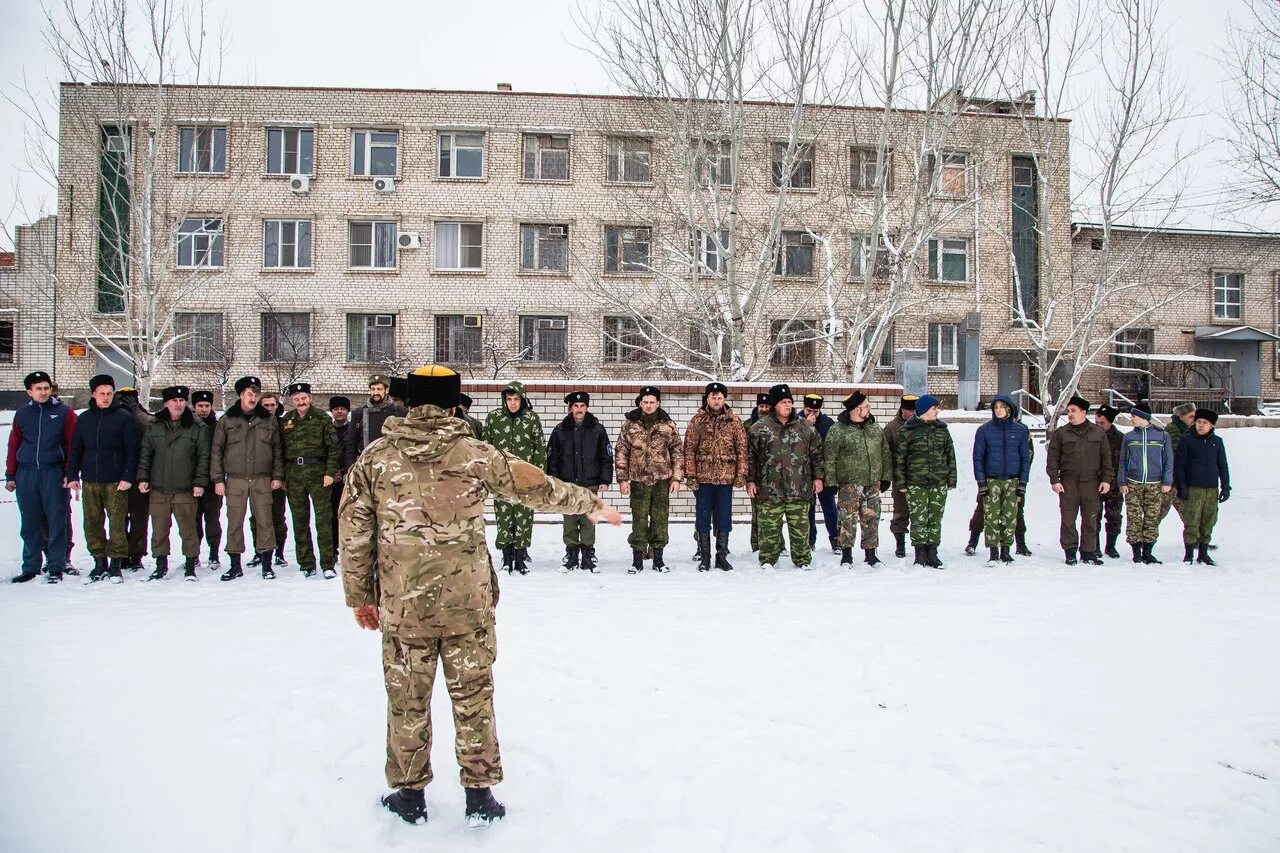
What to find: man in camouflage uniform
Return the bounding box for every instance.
[1117,403,1173,564]
[191,391,224,568]
[683,382,747,571]
[483,381,545,574]
[340,365,622,829]
[823,391,891,566]
[136,386,211,581]
[281,382,342,578]
[882,395,918,558]
[615,386,683,573]
[115,386,154,570]
[1159,402,1196,525]
[1094,405,1125,558]
[746,392,773,552]
[747,384,824,570]
[894,394,956,569]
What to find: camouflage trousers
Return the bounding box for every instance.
[563,513,596,547]
[382,627,502,790]
[1124,483,1165,544]
[628,480,671,550]
[285,465,334,571]
[757,500,812,566]
[835,485,881,550]
[149,490,200,559]
[905,486,947,546]
[494,500,533,550]
[982,479,1020,547]
[81,481,130,559]
[1181,487,1219,544]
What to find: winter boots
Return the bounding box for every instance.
[513,548,530,575]
[464,786,506,828]
[714,532,733,571]
[1183,543,1196,564]
[1104,533,1121,559]
[10,570,39,583]
[864,549,881,566]
[88,556,109,583]
[147,557,168,581]
[501,545,515,573]
[696,532,712,572]
[1015,531,1032,557]
[894,532,907,559]
[580,546,598,573]
[247,552,262,568]
[829,535,841,554]
[913,545,928,568]
[925,546,945,569]
[381,787,426,824]
[1080,551,1104,566]
[999,545,1013,564]
[1064,548,1078,565]
[274,545,287,568]
[220,553,244,581]
[1196,543,1216,566]
[965,530,980,556]
[183,558,198,581]
[1131,543,1144,563]
[207,548,221,568]
[259,551,277,579]
[987,546,1001,566]
[651,548,668,573]
[107,558,125,583]
[1142,542,1162,565]
[840,547,854,566]
[628,549,645,574]
[561,545,580,573]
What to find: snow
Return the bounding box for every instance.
[2,423,1278,852]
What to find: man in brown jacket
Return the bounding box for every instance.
[211,375,285,580]
[882,395,918,558]
[615,385,684,573]
[1047,395,1114,565]
[683,381,748,571]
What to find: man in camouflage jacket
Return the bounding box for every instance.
[281,382,342,578]
[747,384,824,569]
[893,394,957,568]
[482,380,545,574]
[340,365,620,829]
[616,386,684,572]
[682,381,747,571]
[822,391,891,565]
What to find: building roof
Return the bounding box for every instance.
[1072,222,1280,240]
[1194,325,1280,342]
[1130,353,1235,364]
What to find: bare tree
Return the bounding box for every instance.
[1223,0,1280,208]
[254,288,332,393]
[179,321,237,408]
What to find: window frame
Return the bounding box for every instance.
[350,129,400,178]
[260,312,311,363]
[1212,271,1243,321]
[605,136,653,184]
[928,237,971,283]
[262,219,314,270]
[693,228,730,275]
[774,230,816,278]
[851,233,893,279]
[929,150,971,197]
[770,142,815,190]
[602,315,651,364]
[694,138,733,187]
[769,318,819,368]
[173,312,225,363]
[347,220,399,270]
[265,126,314,176]
[863,325,895,370]
[175,217,225,269]
[437,130,486,179]
[928,322,959,369]
[519,223,570,273]
[177,125,227,175]
[433,221,485,272]
[518,315,569,363]
[522,133,571,182]
[346,313,397,364]
[0,315,16,364]
[603,225,653,275]
[433,314,484,365]
[850,145,892,192]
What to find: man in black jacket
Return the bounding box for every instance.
[191,390,223,568]
[344,374,407,471]
[1173,408,1230,565]
[329,395,352,564]
[802,393,839,552]
[546,391,612,572]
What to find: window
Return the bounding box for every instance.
[434,222,484,270]
[347,313,396,363]
[522,133,570,181]
[177,126,226,174]
[693,229,730,274]
[771,142,814,189]
[174,313,224,362]
[603,315,650,364]
[263,220,313,269]
[695,139,732,186]
[176,218,224,269]
[97,125,131,314]
[774,230,815,277]
[1213,272,1243,320]
[928,322,958,368]
[606,137,652,183]
[850,146,891,191]
[604,226,652,274]
[348,221,398,269]
[928,238,970,282]
[928,151,969,196]
[265,127,314,175]
[770,319,818,368]
[519,316,568,362]
[520,224,568,272]
[351,130,398,177]
[438,131,485,178]
[687,324,731,367]
[0,318,14,364]
[434,315,483,364]
[1090,237,1105,251]
[1112,327,1153,372]
[260,312,310,362]
[864,326,895,369]
[851,234,893,278]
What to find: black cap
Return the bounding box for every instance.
[389,376,407,400]
[565,391,591,406]
[161,385,190,402]
[802,393,823,409]
[768,383,793,405]
[843,391,867,410]
[458,393,473,410]
[1096,405,1119,422]
[284,382,312,398]
[192,391,214,404]
[24,371,52,389]
[89,374,115,392]
[756,392,772,406]
[405,365,461,409]
[234,376,262,395]
[634,386,661,405]
[1194,408,1218,424]
[1067,395,1091,413]
[898,395,918,411]
[329,396,351,411]
[704,382,728,397]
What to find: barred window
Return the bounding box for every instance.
[174,313,224,362]
[347,314,396,363]
[606,137,652,183]
[434,315,483,364]
[770,319,818,368]
[519,224,568,272]
[523,134,570,181]
[604,226,652,274]
[928,322,958,369]
[603,315,650,364]
[261,312,310,362]
[519,316,568,362]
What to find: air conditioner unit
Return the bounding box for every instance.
[288,175,310,194]
[372,176,396,193]
[374,314,395,328]
[799,233,816,245]
[538,318,566,330]
[821,318,845,337]
[547,225,566,238]
[462,314,483,328]
[397,231,421,250]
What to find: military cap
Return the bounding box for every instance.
[406,365,461,409]
[24,371,52,389]
[458,393,473,410]
[565,391,591,406]
[328,396,351,411]
[389,376,408,400]
[368,374,391,389]
[1172,402,1196,417]
[767,383,793,405]
[192,391,214,405]
[1194,408,1218,425]
[755,392,773,406]
[234,375,262,395]
[634,385,662,405]
[704,382,729,397]
[284,382,312,398]
[161,385,190,401]
[89,374,115,392]
[802,393,824,409]
[1095,405,1119,423]
[116,386,138,400]
[1066,394,1091,413]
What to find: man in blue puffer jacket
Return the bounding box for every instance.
[66,374,141,583]
[972,394,1031,564]
[1116,403,1172,565]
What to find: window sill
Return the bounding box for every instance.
[348,174,402,181]
[602,271,656,279]
[846,274,891,283]
[929,193,970,201]
[1209,317,1244,325]
[776,274,818,281]
[929,366,959,372]
[433,268,487,275]
[767,185,818,193]
[263,173,315,179]
[517,269,571,277]
[516,360,569,367]
[261,267,315,274]
[435,175,488,183]
[173,172,228,179]
[925,279,972,287]
[603,180,655,188]
[174,266,224,273]
[518,178,572,185]
[345,267,400,274]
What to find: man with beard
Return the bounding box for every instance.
[191,391,223,568]
[344,374,407,471]
[546,391,612,573]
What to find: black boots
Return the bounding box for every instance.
[829,535,841,554]
[501,545,515,573]
[512,548,529,575]
[894,532,907,559]
[183,557,197,581]
[1131,543,1144,563]
[999,545,1013,564]
[464,786,506,827]
[274,545,287,567]
[651,548,668,573]
[207,548,221,567]
[1104,533,1121,559]
[840,547,854,565]
[696,532,712,572]
[965,530,980,556]
[629,549,645,574]
[1015,532,1032,557]
[381,787,426,824]
[561,545,580,573]
[1143,542,1162,564]
[714,531,733,571]
[925,545,945,569]
[987,546,1000,564]
[220,553,244,581]
[1064,548,1078,565]
[247,552,262,568]
[1196,543,1216,566]
[581,546,598,573]
[1080,551,1104,566]
[259,551,277,579]
[107,558,124,583]
[10,570,39,583]
[864,548,881,566]
[1183,543,1196,564]
[88,556,109,582]
[148,556,168,581]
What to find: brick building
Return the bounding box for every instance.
[0,215,58,408]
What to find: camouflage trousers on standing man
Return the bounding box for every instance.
[81,481,130,559]
[285,464,335,571]
[627,480,671,551]
[494,499,533,550]
[905,485,947,547]
[982,478,1020,548]
[381,628,503,790]
[757,499,812,567]
[1180,487,1219,545]
[1124,483,1165,544]
[835,484,881,550]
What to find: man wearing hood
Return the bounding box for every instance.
[802,393,840,553]
[211,376,285,580]
[66,374,140,583]
[340,365,622,830]
[483,380,546,574]
[823,391,890,566]
[971,394,1031,565]
[1173,408,1230,565]
[882,395,918,558]
[747,384,824,570]
[683,382,748,571]
[191,391,224,568]
[136,386,211,581]
[616,386,684,573]
[965,399,1035,558]
[546,391,612,573]
[894,394,956,568]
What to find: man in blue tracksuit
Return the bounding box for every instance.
[971,394,1031,564]
[1116,403,1173,564]
[6,371,77,583]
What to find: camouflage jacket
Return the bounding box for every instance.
[747,411,824,502]
[281,407,341,478]
[210,401,284,482]
[483,381,545,466]
[615,408,684,485]
[682,405,747,487]
[136,408,211,492]
[823,412,891,488]
[1166,416,1188,456]
[339,405,600,640]
[882,412,910,484]
[893,417,957,489]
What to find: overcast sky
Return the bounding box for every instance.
[1,0,1275,251]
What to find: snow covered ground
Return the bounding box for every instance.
[2,423,1278,852]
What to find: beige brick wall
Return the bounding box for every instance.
[0,216,59,398]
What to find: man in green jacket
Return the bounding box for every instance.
[894,394,957,569]
[282,382,342,579]
[136,386,211,581]
[483,381,545,574]
[823,391,891,566]
[747,384,824,570]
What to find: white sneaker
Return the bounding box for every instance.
[322,568,336,580]
[760,563,775,571]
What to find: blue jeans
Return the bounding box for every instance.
[809,484,838,545]
[694,484,734,535]
[17,466,69,574]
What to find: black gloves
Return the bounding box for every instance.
[1218,487,1230,503]
[976,481,989,499]
[1177,487,1189,501]
[1016,482,1026,496]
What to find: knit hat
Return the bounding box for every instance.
[1172,402,1196,417]
[1128,403,1152,421]
[768,383,793,405]
[458,393,473,410]
[755,393,772,406]
[89,374,115,392]
[405,365,461,409]
[368,374,391,389]
[915,394,940,416]
[635,385,661,405]
[802,393,824,410]
[843,391,867,411]
[1066,395,1091,413]
[389,376,407,400]
[234,375,262,395]
[328,396,351,411]
[1095,405,1119,423]
[24,371,52,389]
[898,394,918,412]
[192,391,214,405]
[565,391,590,406]
[161,385,190,402]
[1194,408,1218,425]
[284,382,312,398]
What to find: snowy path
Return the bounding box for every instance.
[2,424,1278,852]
